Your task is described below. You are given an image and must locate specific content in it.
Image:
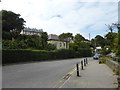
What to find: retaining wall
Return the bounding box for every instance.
[105,60,120,75]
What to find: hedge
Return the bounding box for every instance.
[2,49,92,64]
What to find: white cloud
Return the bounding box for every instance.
[0,0,118,39]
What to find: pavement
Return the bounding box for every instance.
[60,59,118,88]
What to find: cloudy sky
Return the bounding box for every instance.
[0,0,119,39]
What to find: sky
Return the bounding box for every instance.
[0,0,119,39]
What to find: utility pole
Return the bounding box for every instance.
[94,38,96,54]
[89,33,90,41]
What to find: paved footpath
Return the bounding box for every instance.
[61,59,118,88]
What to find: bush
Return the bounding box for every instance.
[101,46,111,55]
[2,50,32,64]
[2,40,28,49]
[78,48,92,57]
[45,43,56,50]
[2,31,12,40]
[2,49,92,64]
[99,60,106,64]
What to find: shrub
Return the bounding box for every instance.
[45,43,56,50]
[78,48,92,57]
[101,46,111,55]
[2,49,92,64]
[99,60,106,64]
[2,31,12,40]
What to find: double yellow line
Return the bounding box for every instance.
[52,65,81,88]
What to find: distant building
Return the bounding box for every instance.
[94,46,102,54]
[20,27,43,36]
[48,34,59,40]
[47,34,69,49]
[96,46,102,50]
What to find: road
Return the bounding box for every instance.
[3,57,88,88]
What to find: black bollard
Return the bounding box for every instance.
[86,58,88,64]
[81,61,84,70]
[84,59,86,66]
[118,76,120,88]
[76,63,80,77]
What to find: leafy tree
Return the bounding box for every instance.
[105,32,117,48]
[2,39,27,49]
[1,10,26,33]
[69,41,90,51]
[40,32,48,49]
[74,34,85,45]
[110,23,120,56]
[101,46,111,55]
[45,43,56,50]
[24,36,37,48]
[69,43,79,51]
[59,33,73,41]
[69,33,91,52]
[113,35,118,54]
[22,35,42,49]
[90,39,96,48]
[2,40,10,49]
[2,31,20,40]
[117,27,120,56]
[79,42,91,49]
[95,35,106,47]
[2,32,12,40]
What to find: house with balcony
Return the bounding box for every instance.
[47,34,69,49]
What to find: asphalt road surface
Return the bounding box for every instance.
[3,57,90,88]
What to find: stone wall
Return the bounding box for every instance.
[106,60,119,73]
[105,60,120,88]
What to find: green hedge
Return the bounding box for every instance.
[2,49,92,64]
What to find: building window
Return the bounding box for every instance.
[64,43,66,47]
[60,43,62,47]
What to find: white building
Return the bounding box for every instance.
[20,27,43,36]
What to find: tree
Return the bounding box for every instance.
[69,43,79,51]
[1,10,26,33]
[45,43,56,50]
[59,33,73,41]
[105,32,117,48]
[101,46,111,55]
[69,33,90,51]
[112,23,120,56]
[24,35,38,49]
[113,35,118,54]
[74,34,85,45]
[90,39,96,48]
[94,35,106,47]
[79,42,91,49]
[40,32,48,49]
[117,27,120,56]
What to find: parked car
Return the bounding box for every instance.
[93,54,103,60]
[98,54,103,57]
